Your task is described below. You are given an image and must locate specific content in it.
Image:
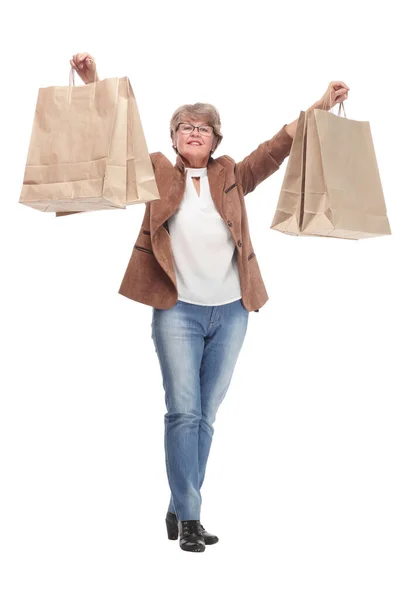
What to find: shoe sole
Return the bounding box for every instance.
[180,544,205,552]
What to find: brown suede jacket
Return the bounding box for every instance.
[118,124,293,312]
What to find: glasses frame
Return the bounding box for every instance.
[176,122,215,136]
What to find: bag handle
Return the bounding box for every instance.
[69,62,98,87]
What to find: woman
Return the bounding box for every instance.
[71,53,349,553]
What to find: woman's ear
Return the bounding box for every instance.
[210,135,216,153]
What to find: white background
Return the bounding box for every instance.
[1,0,399,598]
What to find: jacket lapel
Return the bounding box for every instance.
[206,157,227,218]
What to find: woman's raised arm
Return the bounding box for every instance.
[234,124,294,196]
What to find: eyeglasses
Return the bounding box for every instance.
[177,123,214,136]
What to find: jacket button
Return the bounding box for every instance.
[227,220,232,227]
[238,240,242,247]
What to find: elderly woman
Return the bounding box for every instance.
[71,53,349,553]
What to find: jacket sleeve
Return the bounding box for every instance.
[235,124,293,196]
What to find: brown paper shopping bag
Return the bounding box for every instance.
[19,66,159,216]
[270,104,391,239]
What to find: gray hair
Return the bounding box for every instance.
[170,102,223,155]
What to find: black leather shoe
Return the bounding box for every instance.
[177,519,205,552]
[166,511,219,546]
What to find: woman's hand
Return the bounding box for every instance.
[70,53,99,84]
[317,81,350,111]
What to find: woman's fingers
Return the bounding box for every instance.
[80,53,94,64]
[332,80,350,91]
[72,53,86,67]
[335,90,348,103]
[72,53,95,69]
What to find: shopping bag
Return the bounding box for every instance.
[270,104,391,239]
[19,66,159,216]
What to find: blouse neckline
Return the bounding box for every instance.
[185,167,208,178]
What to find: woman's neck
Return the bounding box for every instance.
[180,154,210,169]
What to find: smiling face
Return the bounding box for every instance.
[172,117,216,168]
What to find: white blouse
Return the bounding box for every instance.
[167,166,242,306]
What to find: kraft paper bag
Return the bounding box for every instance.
[19,67,160,216]
[270,104,391,240]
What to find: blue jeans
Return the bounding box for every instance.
[151,298,249,521]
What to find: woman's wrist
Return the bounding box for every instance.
[307,100,324,112]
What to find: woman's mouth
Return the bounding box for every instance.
[188,141,201,146]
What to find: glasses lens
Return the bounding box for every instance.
[199,126,213,136]
[179,124,194,133]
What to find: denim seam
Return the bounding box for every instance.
[164,418,177,520]
[153,325,177,518]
